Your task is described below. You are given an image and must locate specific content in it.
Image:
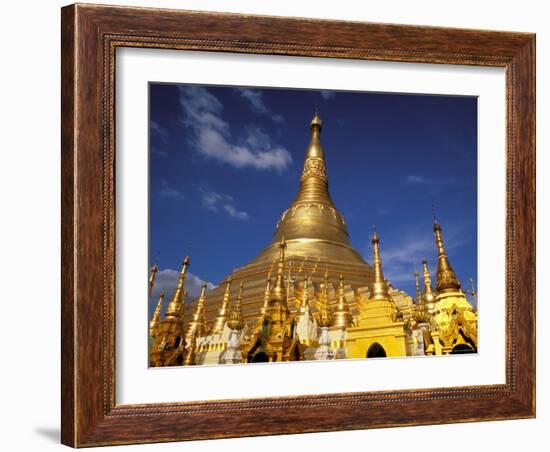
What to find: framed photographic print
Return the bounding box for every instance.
[61,3,536,447]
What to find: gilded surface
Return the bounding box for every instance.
[148,112,478,366]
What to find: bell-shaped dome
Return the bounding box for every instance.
[253,111,365,265]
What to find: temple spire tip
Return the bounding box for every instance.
[310,109,322,129]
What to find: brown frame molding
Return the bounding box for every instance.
[61,3,536,447]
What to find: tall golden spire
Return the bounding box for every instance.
[212,277,232,334]
[298,275,311,313]
[422,258,435,305]
[253,275,272,332]
[322,265,330,301]
[260,274,272,316]
[186,284,207,342]
[413,264,428,323]
[433,220,461,292]
[164,256,189,322]
[264,238,290,341]
[149,292,164,339]
[227,282,245,331]
[333,274,352,328]
[271,238,288,303]
[183,328,197,366]
[292,110,330,205]
[286,262,294,300]
[269,111,357,252]
[296,111,329,204]
[317,275,332,329]
[469,277,478,306]
[369,230,389,301]
[414,265,422,303]
[149,263,158,298]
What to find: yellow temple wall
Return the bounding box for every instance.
[346,324,407,358]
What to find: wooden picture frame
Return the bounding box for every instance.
[61,3,535,447]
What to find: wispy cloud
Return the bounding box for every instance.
[406,175,457,185]
[159,180,184,199]
[242,125,273,149]
[223,204,249,221]
[320,90,336,100]
[178,86,292,171]
[238,88,268,113]
[201,190,223,212]
[150,120,169,143]
[382,236,435,281]
[236,88,285,123]
[151,147,167,157]
[200,189,249,221]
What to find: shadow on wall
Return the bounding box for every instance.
[34,427,59,443]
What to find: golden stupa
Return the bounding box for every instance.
[194,111,374,325]
[149,111,478,367]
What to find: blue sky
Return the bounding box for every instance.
[149,83,478,305]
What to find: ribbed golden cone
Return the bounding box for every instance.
[434,221,461,292]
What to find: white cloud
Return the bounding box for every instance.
[150,120,170,143]
[237,88,285,123]
[151,147,167,157]
[159,180,184,199]
[382,236,435,267]
[200,189,249,221]
[201,190,224,212]
[320,90,336,100]
[406,174,457,185]
[179,86,292,171]
[223,204,249,221]
[238,88,268,114]
[244,125,270,149]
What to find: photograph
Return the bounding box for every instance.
[147,83,479,366]
[50,1,537,447]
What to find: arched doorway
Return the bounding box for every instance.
[366,342,387,358]
[250,352,269,363]
[450,344,475,354]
